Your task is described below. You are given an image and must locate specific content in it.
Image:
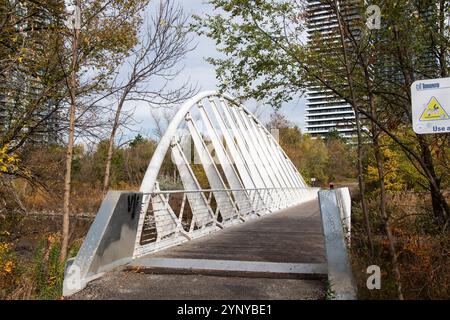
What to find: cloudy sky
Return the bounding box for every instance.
[121,0,307,141]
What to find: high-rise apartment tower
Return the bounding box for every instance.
[304,0,361,139]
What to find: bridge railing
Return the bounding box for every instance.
[133,187,319,257]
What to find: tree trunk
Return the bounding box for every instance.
[368,91,404,300]
[103,93,127,196]
[355,109,373,253]
[60,2,81,263]
[417,135,448,223]
[438,0,448,78]
[333,0,373,253]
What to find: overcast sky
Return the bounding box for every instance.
[120,0,307,141]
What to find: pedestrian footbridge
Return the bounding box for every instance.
[63,91,357,300]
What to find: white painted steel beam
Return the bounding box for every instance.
[222,100,267,189]
[209,98,255,190]
[171,140,216,231]
[185,112,238,223]
[237,107,288,208]
[199,100,253,216]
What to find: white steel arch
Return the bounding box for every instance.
[133,91,317,257]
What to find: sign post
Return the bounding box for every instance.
[411,77,450,134]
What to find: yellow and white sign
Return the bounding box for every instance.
[412,77,450,134]
[419,97,449,121]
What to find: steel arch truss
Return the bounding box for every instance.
[134,91,317,257]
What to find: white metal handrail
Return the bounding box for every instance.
[144,187,312,194]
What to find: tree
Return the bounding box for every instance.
[193,0,450,227]
[129,134,145,148]
[192,0,307,108]
[102,0,197,195]
[60,0,149,262]
[194,1,450,299]
[0,1,68,171]
[326,138,356,182]
[193,0,375,252]
[265,111,356,185]
[123,137,157,186]
[266,111,294,130]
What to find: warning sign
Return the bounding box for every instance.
[419,97,449,121]
[411,77,450,134]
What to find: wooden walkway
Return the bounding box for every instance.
[71,199,328,300]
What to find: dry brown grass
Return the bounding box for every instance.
[351,191,450,299]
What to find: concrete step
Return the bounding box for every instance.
[129,257,327,280]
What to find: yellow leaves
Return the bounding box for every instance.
[47,234,56,245]
[0,144,20,176]
[17,49,27,63]
[4,261,14,274]
[0,242,12,253]
[0,242,16,277]
[366,164,379,183]
[366,145,405,192]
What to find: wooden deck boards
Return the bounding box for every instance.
[140,199,326,264]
